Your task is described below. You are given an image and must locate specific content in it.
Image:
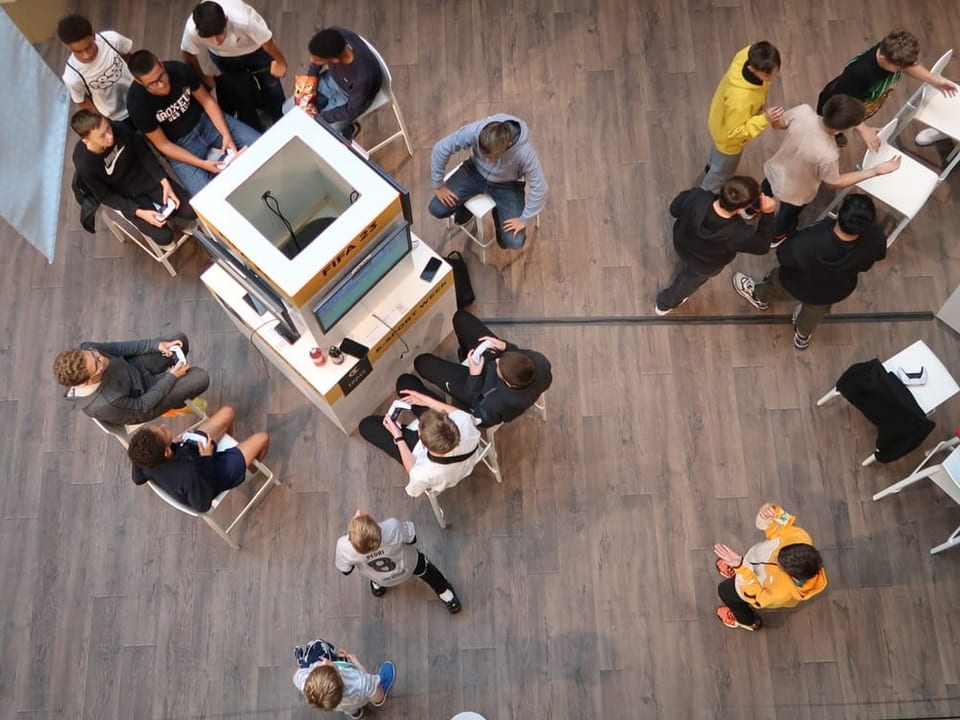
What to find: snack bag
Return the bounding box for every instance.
[294,74,318,116]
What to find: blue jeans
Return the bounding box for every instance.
[170,113,261,197]
[209,48,285,121]
[428,159,528,248]
[281,72,355,140]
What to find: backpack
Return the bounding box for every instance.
[445,251,475,308]
[71,171,99,234]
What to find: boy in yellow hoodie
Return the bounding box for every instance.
[702,41,784,194]
[713,503,827,631]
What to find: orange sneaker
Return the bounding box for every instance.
[162,406,192,417]
[715,557,736,578]
[716,606,760,631]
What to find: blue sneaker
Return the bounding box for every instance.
[372,661,396,706]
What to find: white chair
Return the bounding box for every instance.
[146,434,279,550]
[355,36,413,157]
[90,398,208,449]
[873,433,960,554]
[892,49,960,170]
[444,161,541,264]
[818,119,940,247]
[426,424,502,529]
[816,340,959,465]
[99,205,193,277]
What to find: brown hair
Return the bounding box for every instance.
[879,29,920,68]
[348,513,382,554]
[418,409,460,454]
[498,351,536,388]
[821,95,866,131]
[127,427,169,468]
[53,349,90,386]
[747,41,781,74]
[303,664,344,710]
[718,176,760,212]
[478,121,513,157]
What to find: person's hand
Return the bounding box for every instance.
[758,194,777,214]
[270,58,287,78]
[159,179,179,209]
[158,339,184,356]
[200,158,224,175]
[223,137,239,154]
[502,217,526,234]
[765,105,786,129]
[874,155,902,175]
[399,389,433,408]
[382,414,402,438]
[935,77,958,97]
[434,185,459,207]
[758,503,778,521]
[196,434,214,456]
[168,361,190,378]
[466,350,485,376]
[478,335,507,352]
[713,543,743,568]
[858,125,881,152]
[135,207,166,227]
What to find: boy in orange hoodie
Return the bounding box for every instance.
[713,503,827,631]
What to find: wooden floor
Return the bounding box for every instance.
[5,0,960,718]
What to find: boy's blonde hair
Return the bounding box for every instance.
[348,513,382,554]
[53,349,89,386]
[303,664,344,710]
[418,409,459,454]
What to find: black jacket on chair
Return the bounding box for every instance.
[836,359,935,463]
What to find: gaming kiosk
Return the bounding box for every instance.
[190,110,455,434]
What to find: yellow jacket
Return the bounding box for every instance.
[708,46,773,155]
[734,506,827,610]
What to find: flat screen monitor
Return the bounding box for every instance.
[313,221,412,333]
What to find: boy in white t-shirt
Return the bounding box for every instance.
[292,639,395,719]
[57,15,134,123]
[335,511,463,614]
[180,1,287,123]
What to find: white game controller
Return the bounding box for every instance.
[180,431,209,448]
[156,197,177,222]
[216,148,237,170]
[171,345,186,366]
[388,400,412,423]
[471,340,493,364]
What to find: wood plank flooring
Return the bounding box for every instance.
[4,0,960,717]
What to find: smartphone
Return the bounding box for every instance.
[339,337,369,359]
[420,256,443,282]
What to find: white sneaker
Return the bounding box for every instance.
[916,128,950,146]
[732,272,769,311]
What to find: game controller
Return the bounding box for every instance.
[156,197,177,222]
[171,345,186,366]
[216,148,237,170]
[896,366,927,386]
[181,431,209,448]
[388,400,412,423]
[471,340,493,364]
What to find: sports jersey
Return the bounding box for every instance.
[62,31,134,121]
[126,61,204,141]
[335,518,418,587]
[180,0,272,58]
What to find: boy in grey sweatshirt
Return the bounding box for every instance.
[429,113,547,249]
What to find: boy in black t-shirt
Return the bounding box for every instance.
[125,49,260,196]
[817,29,956,149]
[71,109,195,245]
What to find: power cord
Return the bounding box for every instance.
[262,191,302,253]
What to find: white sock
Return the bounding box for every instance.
[438,589,454,602]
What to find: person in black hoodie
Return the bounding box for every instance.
[655,176,776,315]
[732,193,885,350]
[71,108,195,245]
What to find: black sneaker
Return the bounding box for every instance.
[835,132,848,148]
[453,206,473,225]
[370,581,387,597]
[441,589,462,614]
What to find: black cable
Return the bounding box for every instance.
[262,191,302,253]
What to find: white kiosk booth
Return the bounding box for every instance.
[190,110,455,434]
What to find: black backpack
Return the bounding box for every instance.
[71,171,99,234]
[445,251,475,308]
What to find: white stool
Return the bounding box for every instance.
[817,340,959,465]
[355,35,413,157]
[444,162,540,264]
[99,205,194,277]
[873,434,960,554]
[146,434,279,550]
[91,398,208,450]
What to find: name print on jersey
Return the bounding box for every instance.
[156,87,193,124]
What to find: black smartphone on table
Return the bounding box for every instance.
[420,256,442,281]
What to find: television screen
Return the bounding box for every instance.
[313,222,412,333]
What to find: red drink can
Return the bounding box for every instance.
[309,346,326,366]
